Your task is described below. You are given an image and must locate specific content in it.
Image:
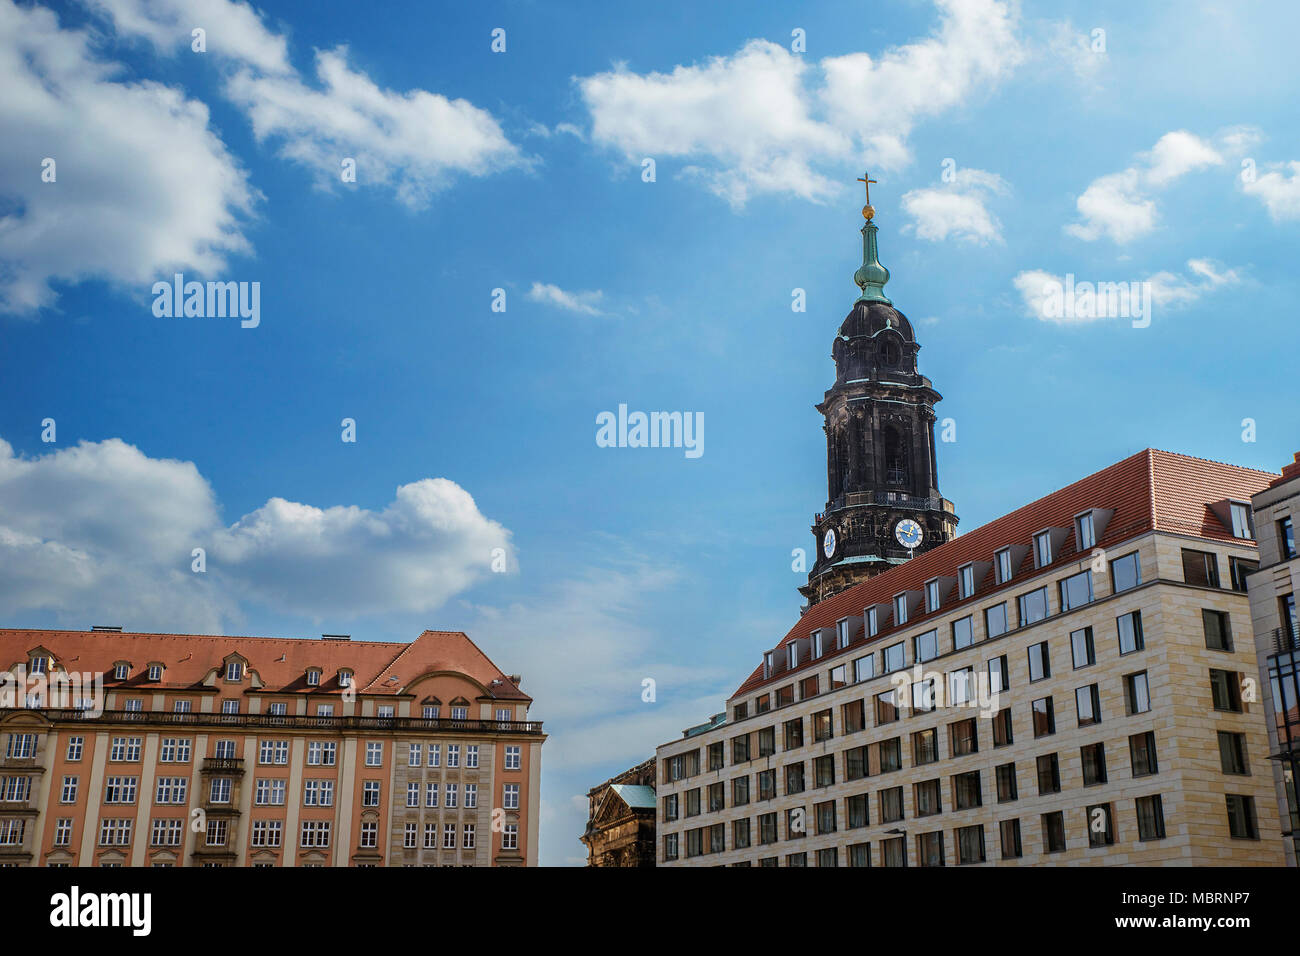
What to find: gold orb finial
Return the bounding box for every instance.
[862,204,875,221]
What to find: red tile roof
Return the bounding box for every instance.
[0,628,530,701]
[732,449,1278,699]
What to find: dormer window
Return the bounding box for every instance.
[788,644,799,669]
[812,631,824,659]
[113,663,129,681]
[306,669,321,687]
[866,606,879,637]
[958,564,975,599]
[338,670,352,688]
[1075,511,1096,550]
[996,548,1013,583]
[763,652,774,679]
[836,619,850,649]
[29,656,47,676]
[925,579,940,613]
[225,661,243,682]
[894,593,908,626]
[1229,501,1254,539]
[147,664,162,682]
[1034,531,1053,568]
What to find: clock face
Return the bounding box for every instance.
[822,528,837,559]
[895,518,923,549]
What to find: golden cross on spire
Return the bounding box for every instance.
[856,172,878,220]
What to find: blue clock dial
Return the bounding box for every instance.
[822,528,837,559]
[895,519,923,549]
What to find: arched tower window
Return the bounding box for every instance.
[883,426,910,485]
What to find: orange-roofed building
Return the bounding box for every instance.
[0,627,543,867]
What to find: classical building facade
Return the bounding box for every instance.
[657,449,1283,866]
[581,758,655,866]
[802,190,956,607]
[1247,451,1300,865]
[0,627,543,866]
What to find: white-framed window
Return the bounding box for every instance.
[259,740,288,765]
[424,823,437,848]
[464,784,478,809]
[60,776,78,803]
[65,737,83,761]
[221,699,239,715]
[251,820,282,847]
[1229,501,1254,539]
[1075,511,1096,550]
[225,661,243,681]
[300,820,330,848]
[425,782,439,808]
[306,669,320,687]
[122,698,142,713]
[147,664,162,681]
[6,734,34,759]
[466,745,479,769]
[54,818,72,846]
[451,706,468,720]
[443,823,456,849]
[406,782,420,808]
[306,741,336,766]
[447,745,460,768]
[423,705,440,719]
[996,548,1013,583]
[893,593,908,626]
[496,707,512,723]
[403,823,417,849]
[408,743,422,767]
[505,745,521,770]
[958,564,975,599]
[377,705,394,719]
[206,819,227,846]
[853,654,876,683]
[303,779,334,807]
[0,819,25,845]
[503,783,520,810]
[254,778,285,806]
[29,656,47,676]
[463,824,476,849]
[0,776,31,802]
[502,823,518,850]
[428,744,441,767]
[113,663,129,680]
[364,741,382,767]
[359,821,378,848]
[1034,531,1053,568]
[109,737,141,762]
[337,670,352,688]
[362,780,380,807]
[173,699,192,713]
[209,778,232,804]
[445,783,458,809]
[151,818,183,847]
[267,702,287,716]
[155,777,187,804]
[98,819,132,846]
[316,704,334,717]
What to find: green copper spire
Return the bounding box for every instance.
[852,171,891,305]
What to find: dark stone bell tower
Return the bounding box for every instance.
[800,177,958,608]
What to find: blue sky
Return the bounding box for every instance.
[2,0,1298,864]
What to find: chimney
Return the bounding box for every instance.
[1281,452,1300,483]
[321,634,351,641]
[91,625,123,632]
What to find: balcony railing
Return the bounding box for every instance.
[201,757,245,773]
[13,708,544,735]
[817,490,950,522]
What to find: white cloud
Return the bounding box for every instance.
[1243,160,1300,221]
[526,282,606,316]
[1013,259,1241,323]
[901,167,1008,243]
[0,437,509,627]
[576,0,1023,207]
[87,0,524,208]
[0,0,257,313]
[1066,129,1242,243]
[1045,21,1108,84]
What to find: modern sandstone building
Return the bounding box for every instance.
[653,188,1285,867]
[0,627,543,866]
[1247,452,1300,864]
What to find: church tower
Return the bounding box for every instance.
[800,177,958,607]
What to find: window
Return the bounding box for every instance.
[1280,516,1297,559]
[883,642,904,673]
[1124,671,1151,715]
[914,630,939,663]
[1229,557,1259,593]
[845,745,868,781]
[917,830,945,867]
[759,812,778,844]
[995,763,1017,802]
[954,824,985,865]
[959,564,975,599]
[1229,502,1254,539]
[925,579,941,613]
[505,744,522,771]
[877,738,902,772]
[1018,587,1049,626]
[1203,609,1232,651]
[915,779,942,817]
[1041,811,1066,853]
[1110,552,1141,593]
[952,616,974,651]
[306,741,337,766]
[5,734,34,759]
[731,776,749,807]
[365,741,383,767]
[1031,697,1055,737]
[406,782,420,808]
[1036,753,1060,795]
[847,793,869,829]
[949,718,977,757]
[731,734,750,764]
[894,594,909,626]
[1076,684,1101,726]
[813,709,833,743]
[999,819,1022,859]
[815,799,836,834]
[1218,732,1248,775]
[992,708,1013,748]
[503,783,520,810]
[985,603,1009,638]
[812,630,824,660]
[758,727,775,756]
[879,787,904,824]
[996,548,1014,583]
[157,777,189,805]
[707,741,724,771]
[1081,742,1107,786]
[1130,732,1159,777]
[66,737,83,762]
[875,691,899,725]
[303,779,334,807]
[0,776,29,802]
[1226,795,1258,839]
[881,836,906,867]
[315,704,333,718]
[987,655,1008,694]
[253,779,284,807]
[1087,804,1114,847]
[445,784,459,809]
[113,663,129,680]
[225,661,243,681]
[849,843,871,868]
[854,654,876,683]
[912,677,936,713]
[259,740,288,765]
[1210,670,1242,712]
[1136,795,1166,841]
[757,770,776,801]
[913,728,938,766]
[1182,549,1220,587]
[1034,531,1053,568]
[221,699,239,715]
[843,699,866,733]
[1117,611,1144,655]
[953,770,981,810]
[109,737,142,761]
[783,718,804,750]
[159,738,191,763]
[707,782,724,812]
[1059,570,1093,611]
[830,665,848,690]
[59,776,77,803]
[502,824,518,851]
[1027,641,1050,682]
[1075,512,1096,550]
